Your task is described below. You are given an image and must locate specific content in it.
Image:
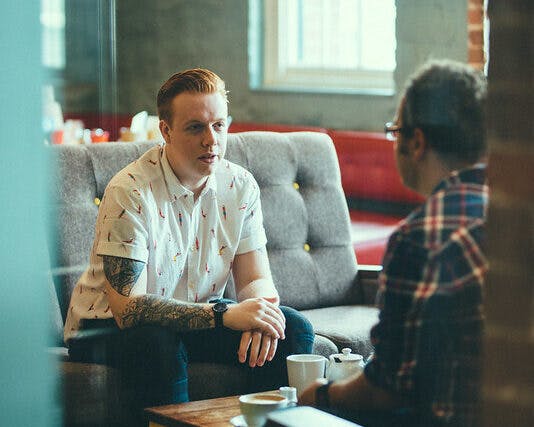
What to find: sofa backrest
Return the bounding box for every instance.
[49,132,358,321]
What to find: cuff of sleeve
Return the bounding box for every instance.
[315,380,333,409]
[96,241,149,263]
[236,228,267,255]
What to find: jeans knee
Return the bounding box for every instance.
[281,306,314,335]
[280,306,314,354]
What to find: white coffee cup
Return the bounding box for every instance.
[239,392,288,427]
[286,354,327,396]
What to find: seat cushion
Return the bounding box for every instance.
[301,305,379,358]
[61,361,122,426]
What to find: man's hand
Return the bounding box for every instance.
[298,378,328,406]
[223,297,286,339]
[238,330,279,367]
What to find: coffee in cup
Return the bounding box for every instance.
[239,392,288,427]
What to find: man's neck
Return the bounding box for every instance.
[416,152,453,197]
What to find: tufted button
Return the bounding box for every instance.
[94,197,101,206]
[303,243,310,252]
[293,182,300,190]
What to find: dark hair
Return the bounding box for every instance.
[401,60,487,166]
[157,68,228,124]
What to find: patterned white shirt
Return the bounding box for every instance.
[64,144,267,342]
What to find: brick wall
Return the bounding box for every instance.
[482,0,534,425]
[468,0,485,70]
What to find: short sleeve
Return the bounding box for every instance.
[236,177,267,254]
[96,184,149,262]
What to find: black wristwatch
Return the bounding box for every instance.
[212,302,228,328]
[316,381,333,409]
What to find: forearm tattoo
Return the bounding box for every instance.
[102,255,145,296]
[120,295,214,331]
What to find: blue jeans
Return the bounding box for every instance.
[68,303,314,424]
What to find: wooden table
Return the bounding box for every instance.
[145,394,242,427]
[145,395,363,427]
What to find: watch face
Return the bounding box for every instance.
[213,302,228,313]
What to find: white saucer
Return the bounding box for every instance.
[229,414,248,426]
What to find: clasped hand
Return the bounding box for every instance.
[222,297,286,367]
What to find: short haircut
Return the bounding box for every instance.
[401,60,487,166]
[157,68,228,124]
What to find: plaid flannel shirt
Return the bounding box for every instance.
[364,165,488,427]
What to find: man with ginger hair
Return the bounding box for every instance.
[65,68,313,422]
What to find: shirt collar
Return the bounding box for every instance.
[431,163,487,195]
[161,145,218,202]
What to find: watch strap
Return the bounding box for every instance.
[212,302,227,328]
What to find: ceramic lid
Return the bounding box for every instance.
[330,348,363,363]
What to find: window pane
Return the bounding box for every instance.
[285,0,395,71]
[361,0,396,70]
[41,0,65,69]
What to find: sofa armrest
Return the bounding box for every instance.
[357,264,382,305]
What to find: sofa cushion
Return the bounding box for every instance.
[301,305,379,358]
[225,132,359,310]
[61,361,122,426]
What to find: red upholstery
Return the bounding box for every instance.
[229,122,328,134]
[349,211,403,265]
[329,130,423,204]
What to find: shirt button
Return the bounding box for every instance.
[293,182,300,190]
[94,197,101,206]
[303,243,310,252]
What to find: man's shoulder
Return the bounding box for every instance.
[394,184,486,255]
[107,145,164,192]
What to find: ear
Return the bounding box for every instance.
[159,120,171,144]
[411,128,428,161]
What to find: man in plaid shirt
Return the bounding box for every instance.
[301,60,488,427]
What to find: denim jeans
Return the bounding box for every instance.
[68,301,314,424]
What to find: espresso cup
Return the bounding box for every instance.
[239,392,288,427]
[286,354,327,396]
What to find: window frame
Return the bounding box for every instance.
[260,0,395,95]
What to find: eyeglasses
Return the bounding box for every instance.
[384,122,404,141]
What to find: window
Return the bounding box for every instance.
[41,0,65,69]
[259,0,396,94]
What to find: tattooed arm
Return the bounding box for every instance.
[102,255,215,331]
[102,255,285,337]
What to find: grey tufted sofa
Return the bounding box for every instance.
[49,131,380,426]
